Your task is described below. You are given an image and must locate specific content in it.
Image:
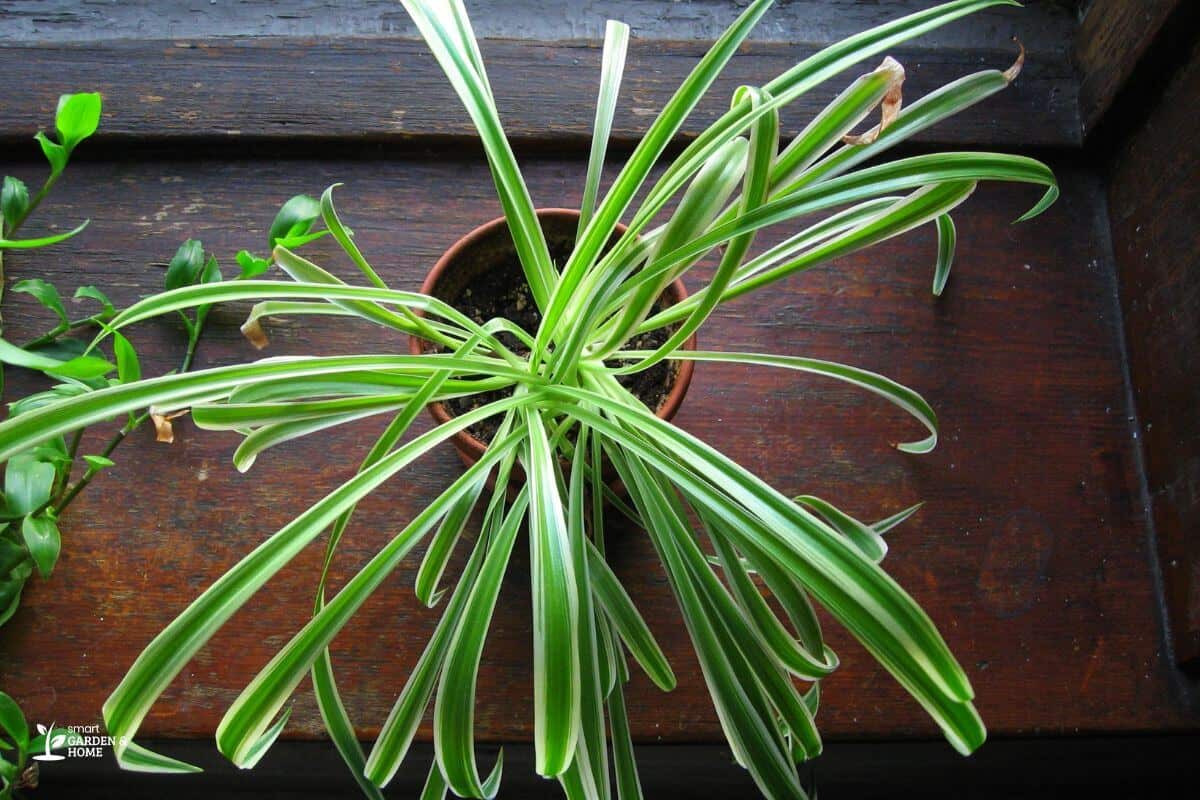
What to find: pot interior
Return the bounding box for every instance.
[424,210,689,444]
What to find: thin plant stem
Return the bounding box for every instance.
[19,313,109,350]
[1,169,64,333]
[8,171,62,240]
[53,309,205,516]
[180,326,202,374]
[1,225,6,328]
[53,411,146,514]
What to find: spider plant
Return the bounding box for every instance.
[0,1,1056,797]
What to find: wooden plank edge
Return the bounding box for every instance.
[1106,37,1200,671]
[1074,0,1181,138]
[0,36,1080,149]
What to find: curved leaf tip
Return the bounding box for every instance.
[1015,182,1059,223]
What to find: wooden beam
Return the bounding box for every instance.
[0,36,1079,149]
[1075,0,1181,137]
[0,0,1079,52]
[1108,36,1200,668]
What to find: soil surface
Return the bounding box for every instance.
[430,247,681,444]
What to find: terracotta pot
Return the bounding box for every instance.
[409,208,696,470]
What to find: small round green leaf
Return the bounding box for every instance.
[113,332,141,383]
[21,513,61,578]
[47,355,116,380]
[236,250,270,279]
[2,176,29,228]
[164,239,206,291]
[55,92,103,151]
[12,278,68,324]
[0,691,29,749]
[4,454,56,516]
[268,195,321,249]
[74,285,116,318]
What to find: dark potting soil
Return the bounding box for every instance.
[431,254,681,444]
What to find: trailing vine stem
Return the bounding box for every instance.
[52,322,204,517]
[51,412,145,515]
[1,168,64,324]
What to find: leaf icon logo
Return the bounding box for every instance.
[31,721,67,762]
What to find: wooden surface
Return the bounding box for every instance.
[1074,0,1180,137]
[0,153,1194,744]
[1107,38,1200,668]
[0,0,1081,48]
[1,1,1198,792]
[0,36,1079,149]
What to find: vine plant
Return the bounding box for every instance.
[0,2,1056,799]
[0,92,106,627]
[0,691,79,798]
[0,94,326,630]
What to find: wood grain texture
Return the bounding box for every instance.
[1108,38,1200,668]
[0,152,1192,748]
[0,36,1079,149]
[1074,0,1180,136]
[0,0,1082,49]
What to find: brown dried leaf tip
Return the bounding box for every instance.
[16,761,39,790]
[1003,38,1025,84]
[151,409,190,443]
[241,317,270,350]
[843,56,906,146]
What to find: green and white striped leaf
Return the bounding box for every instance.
[523,408,581,777]
[614,349,938,453]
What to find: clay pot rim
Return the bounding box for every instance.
[408,207,696,464]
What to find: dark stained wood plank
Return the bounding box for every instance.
[0,0,1080,52]
[29,736,1200,798]
[0,153,1191,748]
[1074,0,1180,136]
[1107,38,1200,668]
[0,36,1079,149]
